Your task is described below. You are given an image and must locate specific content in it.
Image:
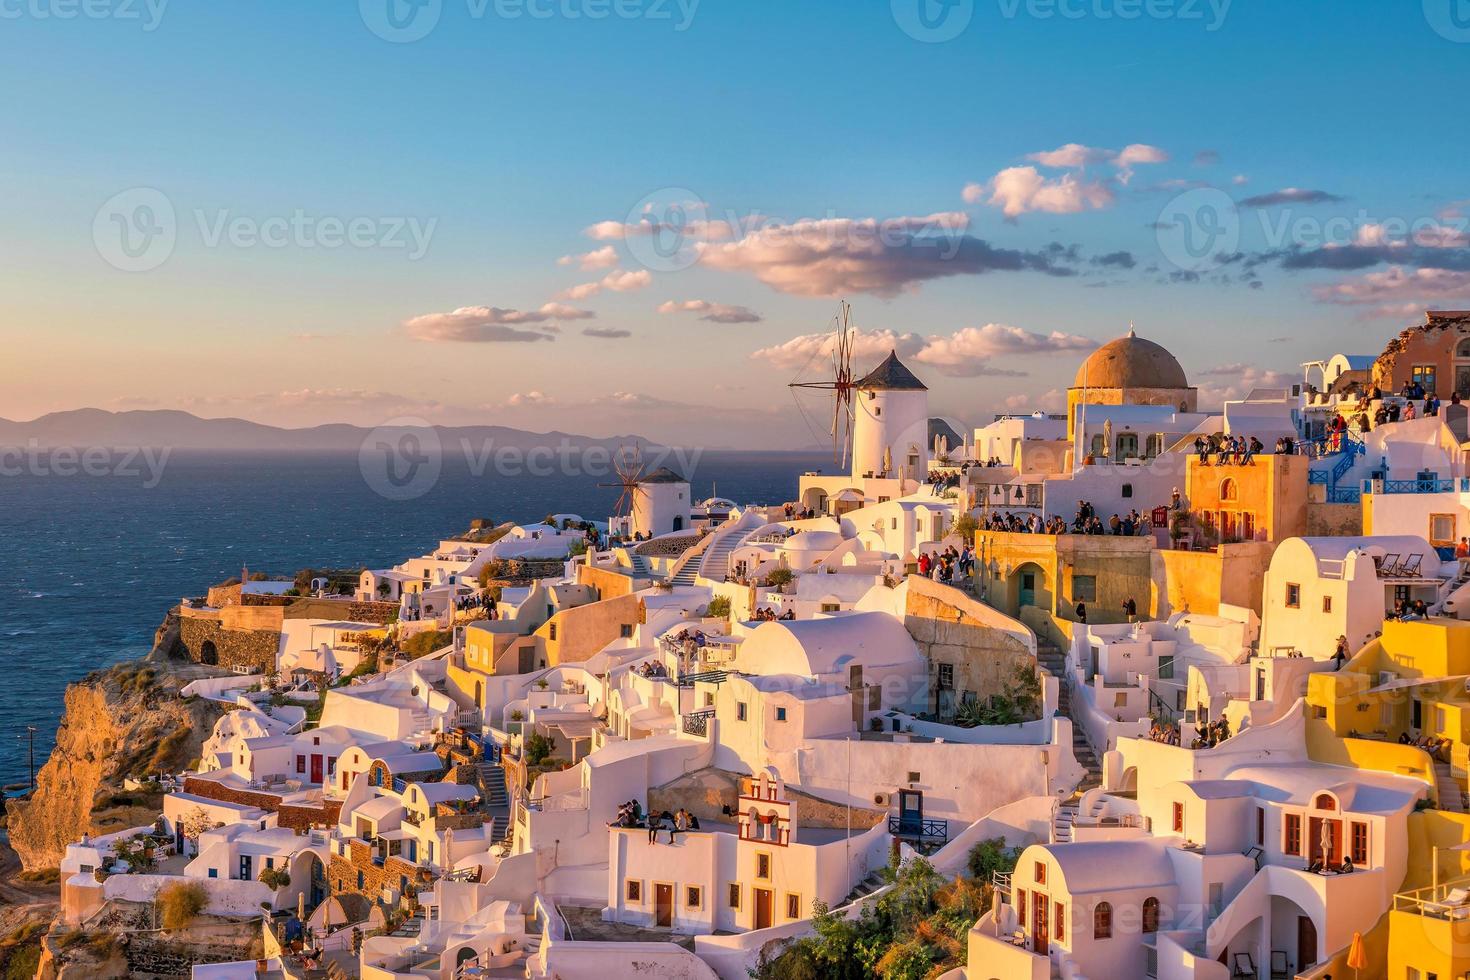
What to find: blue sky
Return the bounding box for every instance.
[2,0,1467,447]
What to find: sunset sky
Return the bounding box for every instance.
[2,0,1468,448]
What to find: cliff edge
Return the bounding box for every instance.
[5,651,225,872]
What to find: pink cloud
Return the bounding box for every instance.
[976,167,1116,219]
[656,299,764,324]
[404,303,593,342]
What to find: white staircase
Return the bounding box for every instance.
[698,520,758,581]
[1436,760,1466,812]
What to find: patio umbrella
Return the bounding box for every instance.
[1345,930,1366,978]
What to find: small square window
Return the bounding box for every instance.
[1121,483,1133,499]
[620,624,634,638]
[775,707,787,722]
[208,868,218,879]
[686,885,702,909]
[937,663,954,689]
[1285,583,1301,608]
[704,692,714,707]
[626,880,642,902]
[756,853,771,879]
[786,893,801,919]
[727,883,741,908]
[1034,861,1046,885]
[907,771,921,783]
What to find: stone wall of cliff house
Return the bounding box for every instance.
[177,616,279,674]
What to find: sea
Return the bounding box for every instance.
[0,448,830,791]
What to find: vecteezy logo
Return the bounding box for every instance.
[93,188,177,272]
[622,187,708,274]
[1154,187,1240,274]
[359,417,443,500]
[360,0,441,43]
[891,0,973,42]
[1424,0,1470,42]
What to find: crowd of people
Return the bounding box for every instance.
[1145,715,1232,750]
[983,502,1153,537]
[1193,434,1267,465]
[916,544,973,584]
[1398,731,1454,762]
[928,470,964,495]
[606,800,700,843]
[752,607,797,621]
[455,592,497,615]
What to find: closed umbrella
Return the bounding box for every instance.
[1345,930,1366,978]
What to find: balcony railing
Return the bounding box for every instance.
[889,815,948,844]
[1366,477,1467,495]
[682,708,715,737]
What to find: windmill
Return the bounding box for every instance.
[788,300,858,467]
[599,445,647,537]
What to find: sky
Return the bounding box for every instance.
[2,0,1468,449]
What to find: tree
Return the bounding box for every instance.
[180,806,213,856]
[524,733,554,766]
[950,511,979,540]
[965,836,1020,882]
[157,880,208,930]
[705,596,731,619]
[766,567,794,588]
[258,866,292,891]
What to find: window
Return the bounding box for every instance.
[1054,900,1065,942]
[1431,514,1456,546]
[736,702,748,721]
[727,883,741,908]
[1256,807,1265,846]
[265,857,275,870]
[1093,902,1112,939]
[1322,595,1332,613]
[756,853,771,880]
[786,893,801,919]
[208,868,218,879]
[1413,364,1438,393]
[1114,692,1128,708]
[357,870,365,890]
[1314,793,1337,811]
[686,885,702,909]
[1158,654,1175,680]
[938,663,954,689]
[1220,478,1238,501]
[1351,822,1368,864]
[907,771,921,783]
[1072,574,1097,602]
[296,755,306,774]
[1285,583,1301,608]
[704,692,714,707]
[626,880,642,902]
[1122,483,1133,498]
[1034,861,1046,884]
[620,624,634,638]
[548,624,557,641]
[1017,888,1026,926]
[775,707,787,722]
[820,602,840,613]
[1142,896,1160,933]
[1172,802,1184,833]
[1285,813,1302,855]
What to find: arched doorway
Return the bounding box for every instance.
[672,516,684,531]
[1014,562,1046,609]
[199,640,218,666]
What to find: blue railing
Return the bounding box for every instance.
[1365,478,1466,495]
[392,776,407,794]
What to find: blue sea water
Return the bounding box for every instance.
[0,448,828,790]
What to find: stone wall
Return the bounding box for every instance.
[328,838,427,901]
[1307,501,1363,537]
[179,776,341,830]
[649,768,885,831]
[903,579,1036,716]
[177,616,279,673]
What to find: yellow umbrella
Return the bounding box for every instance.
[1346,930,1366,978]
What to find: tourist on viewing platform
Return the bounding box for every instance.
[1331,636,1349,670]
[1456,537,1469,560]
[1123,597,1137,623]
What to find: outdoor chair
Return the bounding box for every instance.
[1270,951,1289,979]
[1232,952,1257,978]
[1399,553,1423,577]
[1378,553,1401,576]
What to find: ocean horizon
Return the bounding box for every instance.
[0,448,831,790]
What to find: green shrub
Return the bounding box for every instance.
[766,568,794,588]
[402,630,452,660]
[706,596,731,618]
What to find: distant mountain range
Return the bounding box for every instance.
[0,408,658,452]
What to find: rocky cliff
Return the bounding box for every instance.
[5,642,224,872]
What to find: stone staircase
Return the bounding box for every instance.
[840,870,887,906]
[697,525,749,581]
[669,561,701,587]
[1436,759,1467,813]
[478,761,510,807]
[1037,636,1103,844]
[628,553,652,576]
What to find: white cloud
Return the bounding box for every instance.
[502,390,557,408]
[977,167,1117,219]
[556,268,652,301]
[1003,389,1065,412]
[1195,365,1295,404]
[751,328,925,371]
[404,303,593,342]
[557,245,619,270]
[1313,266,1470,310]
[656,299,764,324]
[914,324,1097,376]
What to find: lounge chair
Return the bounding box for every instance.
[1232,952,1257,979]
[1270,950,1290,979]
[1399,553,1423,577]
[1378,553,1401,576]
